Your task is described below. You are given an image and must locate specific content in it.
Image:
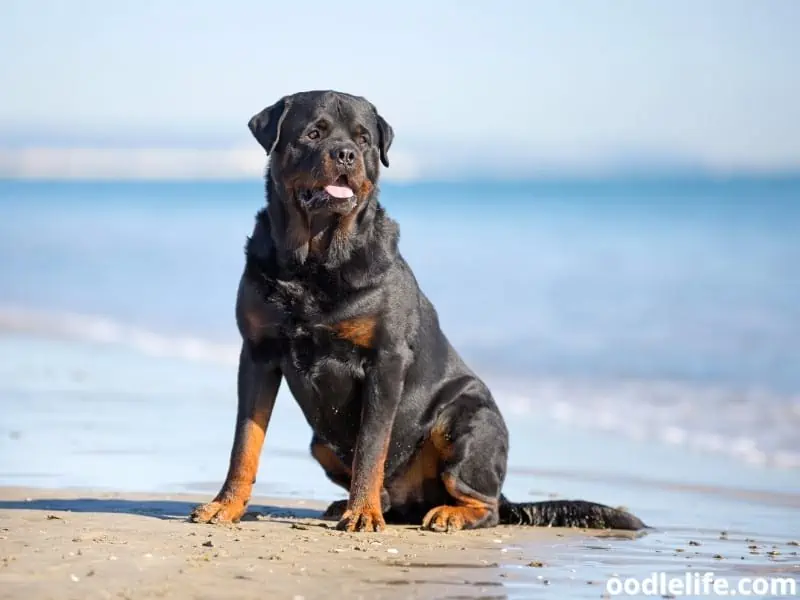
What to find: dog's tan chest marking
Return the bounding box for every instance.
[331,316,378,348]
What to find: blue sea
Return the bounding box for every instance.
[0,178,798,513]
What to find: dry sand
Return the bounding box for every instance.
[0,487,638,600]
[3,487,797,599]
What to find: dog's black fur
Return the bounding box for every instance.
[191,90,646,532]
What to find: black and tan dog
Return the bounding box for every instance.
[191,90,646,533]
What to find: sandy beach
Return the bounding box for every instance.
[0,487,630,600]
[1,486,798,600]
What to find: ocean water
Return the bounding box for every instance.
[0,178,799,481]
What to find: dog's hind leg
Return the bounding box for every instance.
[310,436,352,520]
[310,436,352,490]
[421,397,509,532]
[419,395,646,532]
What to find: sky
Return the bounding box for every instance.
[1,0,799,179]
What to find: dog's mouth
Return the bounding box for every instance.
[324,175,355,200]
[299,176,357,214]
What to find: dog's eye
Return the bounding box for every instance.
[357,134,369,147]
[307,130,321,140]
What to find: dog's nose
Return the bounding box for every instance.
[331,144,357,168]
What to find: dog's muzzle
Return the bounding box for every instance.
[299,177,357,214]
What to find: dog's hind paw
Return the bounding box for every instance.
[322,499,348,521]
[422,505,476,532]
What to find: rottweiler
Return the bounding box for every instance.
[190,90,646,532]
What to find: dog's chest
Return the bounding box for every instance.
[250,280,363,351]
[243,263,375,387]
[243,276,371,445]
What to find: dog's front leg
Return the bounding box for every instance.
[337,350,405,532]
[191,344,281,524]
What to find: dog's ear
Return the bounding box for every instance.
[248,97,293,155]
[371,104,394,168]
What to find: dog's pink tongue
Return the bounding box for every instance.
[325,184,354,199]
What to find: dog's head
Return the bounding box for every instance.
[249,90,393,216]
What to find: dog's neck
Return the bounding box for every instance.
[264,173,394,275]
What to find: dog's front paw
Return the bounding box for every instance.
[190,497,247,524]
[336,506,386,532]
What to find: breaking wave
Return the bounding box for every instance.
[0,305,239,366]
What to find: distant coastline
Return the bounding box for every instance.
[2,169,800,186]
[2,144,800,183]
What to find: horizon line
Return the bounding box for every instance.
[3,172,800,185]
[1,146,799,183]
